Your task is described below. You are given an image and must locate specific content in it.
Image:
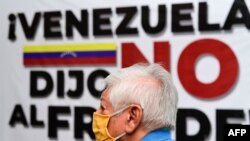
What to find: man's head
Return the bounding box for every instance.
[93,63,178,141]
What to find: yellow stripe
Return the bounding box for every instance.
[24,43,116,53]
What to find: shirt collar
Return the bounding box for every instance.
[141,128,172,141]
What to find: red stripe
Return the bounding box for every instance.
[24,57,116,66]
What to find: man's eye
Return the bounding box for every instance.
[100,105,105,110]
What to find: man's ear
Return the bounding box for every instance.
[125,105,143,134]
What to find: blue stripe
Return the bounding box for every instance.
[24,51,116,59]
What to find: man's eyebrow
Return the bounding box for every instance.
[100,95,106,101]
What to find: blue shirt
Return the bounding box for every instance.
[141,128,173,141]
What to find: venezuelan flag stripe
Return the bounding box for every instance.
[24,51,116,59]
[23,43,116,53]
[23,43,116,66]
[24,57,116,66]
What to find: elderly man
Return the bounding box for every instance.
[92,63,178,141]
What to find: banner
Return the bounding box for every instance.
[1,0,250,141]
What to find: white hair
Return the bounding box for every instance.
[105,63,178,130]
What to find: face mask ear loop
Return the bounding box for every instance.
[114,132,126,140]
[110,104,135,117]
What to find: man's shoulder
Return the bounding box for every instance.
[141,128,174,141]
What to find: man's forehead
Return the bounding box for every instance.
[100,88,113,110]
[100,88,110,101]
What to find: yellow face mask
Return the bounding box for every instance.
[92,106,131,141]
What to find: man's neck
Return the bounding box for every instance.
[121,127,149,141]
